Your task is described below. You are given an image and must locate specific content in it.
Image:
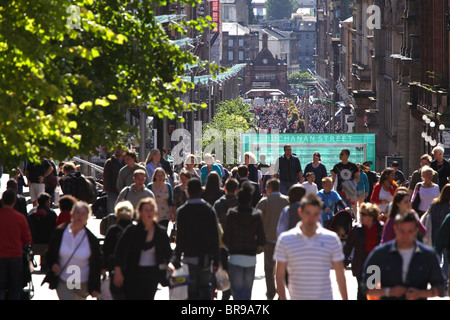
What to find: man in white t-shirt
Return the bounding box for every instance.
[274,193,348,300]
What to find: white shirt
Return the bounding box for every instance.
[398,247,415,283]
[302,181,318,195]
[378,187,393,213]
[274,223,344,300]
[139,247,157,267]
[58,225,91,283]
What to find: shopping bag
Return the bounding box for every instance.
[99,274,113,300]
[169,264,189,300]
[215,267,230,291]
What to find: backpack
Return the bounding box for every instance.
[76,175,98,204]
[100,213,118,236]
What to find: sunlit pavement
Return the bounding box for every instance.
[1,174,447,300]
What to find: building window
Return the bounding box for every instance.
[239,38,244,47]
[228,50,234,61]
[228,39,234,47]
[239,50,244,61]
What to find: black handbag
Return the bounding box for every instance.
[412,184,421,212]
[109,270,126,300]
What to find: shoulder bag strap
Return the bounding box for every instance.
[58,230,88,276]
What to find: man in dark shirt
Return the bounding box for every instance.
[103,148,125,213]
[274,145,303,195]
[361,211,446,300]
[25,158,53,207]
[331,149,359,212]
[392,161,406,186]
[430,146,450,191]
[237,165,262,208]
[171,178,219,300]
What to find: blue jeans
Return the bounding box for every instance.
[228,264,255,300]
[0,257,23,300]
[187,263,212,300]
[280,180,296,195]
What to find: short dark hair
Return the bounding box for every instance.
[125,150,137,161]
[237,165,248,178]
[341,149,350,156]
[59,195,77,211]
[288,184,306,204]
[37,192,51,207]
[187,178,202,198]
[238,181,255,205]
[6,179,18,192]
[300,193,323,210]
[266,178,280,192]
[225,177,239,194]
[395,210,419,227]
[1,189,17,206]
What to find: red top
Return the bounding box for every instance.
[56,209,71,227]
[0,207,32,258]
[364,223,378,253]
[370,183,397,204]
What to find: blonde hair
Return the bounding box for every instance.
[71,201,92,219]
[244,152,257,164]
[421,165,434,177]
[360,202,380,221]
[184,154,198,166]
[145,149,160,165]
[114,200,134,221]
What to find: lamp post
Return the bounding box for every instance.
[438,124,446,149]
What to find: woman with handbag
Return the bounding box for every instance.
[43,201,102,300]
[113,197,172,300]
[411,166,440,217]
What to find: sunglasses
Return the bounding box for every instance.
[360,211,370,217]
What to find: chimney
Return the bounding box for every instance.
[262,32,268,49]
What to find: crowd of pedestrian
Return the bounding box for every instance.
[251,97,334,134]
[1,143,450,301]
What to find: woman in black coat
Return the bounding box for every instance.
[44,201,102,300]
[113,197,172,300]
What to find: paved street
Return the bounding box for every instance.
[1,174,448,301]
[30,219,359,300]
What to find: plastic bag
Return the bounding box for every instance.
[99,274,113,300]
[169,264,189,300]
[215,267,230,291]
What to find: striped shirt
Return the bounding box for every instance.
[274,155,302,182]
[274,223,344,300]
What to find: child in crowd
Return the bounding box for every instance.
[317,177,348,228]
[302,172,318,195]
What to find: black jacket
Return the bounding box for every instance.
[172,200,220,269]
[45,223,102,294]
[238,178,262,208]
[114,221,172,276]
[343,221,384,278]
[223,205,266,256]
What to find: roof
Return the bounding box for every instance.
[221,22,251,36]
[245,89,285,95]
